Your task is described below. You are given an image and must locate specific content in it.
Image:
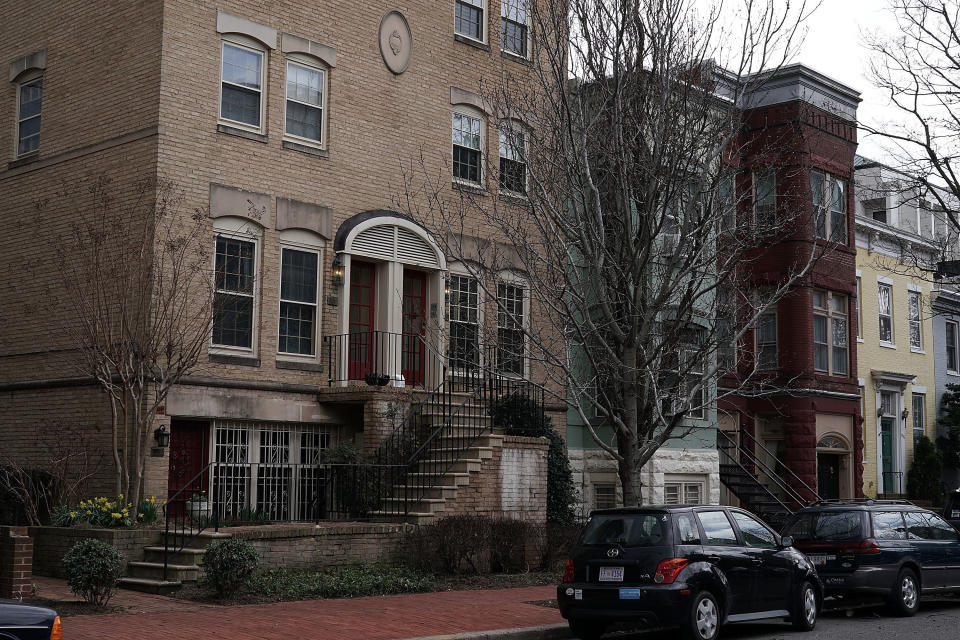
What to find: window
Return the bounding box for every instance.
[497,280,526,375]
[755,309,777,370]
[813,290,848,376]
[453,111,483,184]
[947,320,959,372]
[665,480,703,505]
[675,514,701,544]
[455,0,485,41]
[593,484,616,510]
[697,510,738,545]
[872,511,906,540]
[753,169,776,230]
[498,123,526,194]
[716,285,736,371]
[878,282,893,344]
[908,291,923,351]
[812,171,847,243]
[912,393,925,445]
[284,59,326,145]
[501,0,529,57]
[449,274,480,371]
[16,76,42,156]
[213,235,256,349]
[856,276,862,340]
[730,511,777,549]
[278,248,319,356]
[220,40,264,130]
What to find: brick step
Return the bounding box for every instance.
[126,561,199,582]
[142,546,206,566]
[118,576,182,595]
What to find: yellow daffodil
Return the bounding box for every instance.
[111,512,121,519]
[69,512,76,518]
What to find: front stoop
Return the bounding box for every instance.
[119,531,231,594]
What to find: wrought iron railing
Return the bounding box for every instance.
[324,331,443,389]
[882,471,905,495]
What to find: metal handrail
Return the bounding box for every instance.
[717,430,793,515]
[738,428,822,503]
[720,431,816,508]
[161,461,217,581]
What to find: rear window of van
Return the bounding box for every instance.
[581,514,671,547]
[784,511,863,543]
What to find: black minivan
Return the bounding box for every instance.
[557,506,822,640]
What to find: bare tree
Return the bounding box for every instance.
[42,176,215,513]
[401,0,832,505]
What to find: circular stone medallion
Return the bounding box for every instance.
[379,10,412,74]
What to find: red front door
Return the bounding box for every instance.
[402,271,427,386]
[167,419,209,514]
[349,261,376,379]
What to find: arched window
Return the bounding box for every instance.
[817,434,848,451]
[452,105,486,186]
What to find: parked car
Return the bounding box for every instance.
[557,506,822,640]
[0,600,61,640]
[781,499,960,616]
[943,490,960,531]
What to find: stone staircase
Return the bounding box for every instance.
[119,530,231,594]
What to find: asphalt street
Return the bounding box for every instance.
[581,597,960,639]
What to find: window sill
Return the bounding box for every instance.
[500,49,531,66]
[276,359,324,372]
[454,34,490,51]
[910,348,926,354]
[283,139,329,158]
[498,191,528,205]
[879,342,897,350]
[948,370,960,377]
[217,123,268,144]
[857,337,864,343]
[452,181,489,196]
[8,153,39,170]
[209,353,261,367]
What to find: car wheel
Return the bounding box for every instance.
[888,568,920,617]
[791,580,818,631]
[568,620,605,640]
[682,590,720,640]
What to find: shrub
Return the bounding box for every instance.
[908,435,944,505]
[203,538,260,597]
[402,515,492,574]
[489,392,579,524]
[249,565,435,600]
[62,538,123,606]
[489,518,531,573]
[535,522,583,571]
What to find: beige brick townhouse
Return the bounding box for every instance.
[0,1,559,525]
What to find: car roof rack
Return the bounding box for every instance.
[811,498,916,507]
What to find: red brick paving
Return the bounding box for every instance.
[32,577,562,640]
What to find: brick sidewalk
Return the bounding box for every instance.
[32,578,563,640]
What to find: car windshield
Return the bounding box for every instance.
[784,511,863,542]
[581,513,671,547]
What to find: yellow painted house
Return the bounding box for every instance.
[855,158,942,497]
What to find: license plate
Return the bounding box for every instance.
[599,566,624,582]
[809,554,836,566]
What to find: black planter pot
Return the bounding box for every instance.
[364,373,390,386]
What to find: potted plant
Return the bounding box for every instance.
[186,493,211,521]
[364,372,390,386]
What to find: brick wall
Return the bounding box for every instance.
[0,526,33,598]
[29,527,159,578]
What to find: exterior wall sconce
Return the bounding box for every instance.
[901,408,909,420]
[444,275,451,302]
[331,255,345,288]
[877,407,884,417]
[151,425,170,457]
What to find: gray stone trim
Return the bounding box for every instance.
[216,10,277,49]
[0,376,99,392]
[501,49,531,67]
[178,375,320,395]
[209,354,261,367]
[276,197,332,239]
[209,183,271,227]
[9,49,46,82]
[7,154,38,170]
[280,33,336,67]
[276,360,324,373]
[282,139,330,158]
[217,123,268,144]
[450,86,492,115]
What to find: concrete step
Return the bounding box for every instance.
[417,458,482,474]
[142,546,207,565]
[380,497,447,513]
[392,484,458,500]
[126,561,199,583]
[436,433,502,448]
[429,445,494,460]
[118,576,182,595]
[370,511,438,525]
[158,530,232,549]
[405,471,471,486]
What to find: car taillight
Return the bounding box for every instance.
[654,558,689,584]
[842,538,881,554]
[50,615,62,640]
[563,558,575,582]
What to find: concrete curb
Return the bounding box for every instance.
[398,623,572,640]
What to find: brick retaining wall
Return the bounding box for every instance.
[0,526,33,598]
[29,527,160,578]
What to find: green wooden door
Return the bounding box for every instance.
[881,417,894,493]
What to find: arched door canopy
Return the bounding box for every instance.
[334,210,446,270]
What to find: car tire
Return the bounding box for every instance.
[568,620,605,640]
[888,568,920,617]
[682,590,721,640]
[791,580,818,631]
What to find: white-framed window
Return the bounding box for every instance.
[284,55,327,146]
[912,393,926,445]
[496,277,527,376]
[453,109,484,185]
[908,290,923,351]
[664,477,704,505]
[220,37,266,131]
[278,246,320,357]
[449,272,481,371]
[16,74,42,156]
[856,275,862,340]
[500,0,529,58]
[755,308,778,370]
[593,483,617,510]
[455,0,486,42]
[878,282,894,344]
[498,121,526,194]
[813,290,848,376]
[213,233,257,350]
[947,320,959,373]
[753,169,776,230]
[812,171,847,243]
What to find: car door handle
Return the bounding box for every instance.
[750,558,763,566]
[702,555,721,563]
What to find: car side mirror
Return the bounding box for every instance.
[780,535,794,548]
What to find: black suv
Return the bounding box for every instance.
[782,499,960,616]
[557,506,822,640]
